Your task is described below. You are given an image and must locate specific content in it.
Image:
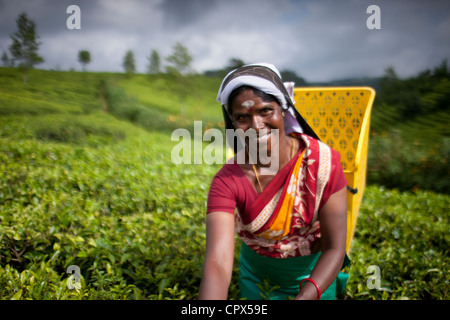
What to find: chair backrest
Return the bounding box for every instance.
[293,87,376,253]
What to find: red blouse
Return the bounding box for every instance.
[207,146,347,216]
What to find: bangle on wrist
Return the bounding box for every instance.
[299,278,321,300]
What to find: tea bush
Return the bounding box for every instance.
[346,186,449,299]
[367,130,450,193]
[0,68,448,300]
[0,132,225,299]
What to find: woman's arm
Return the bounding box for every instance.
[198,211,236,300]
[295,186,347,300]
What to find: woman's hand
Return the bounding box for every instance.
[295,186,347,300]
[295,280,321,300]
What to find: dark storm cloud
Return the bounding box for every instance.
[0,0,449,82]
[282,0,450,81]
[157,0,219,29]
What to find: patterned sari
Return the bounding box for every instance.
[235,133,337,258]
[234,133,350,299]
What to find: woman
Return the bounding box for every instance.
[198,63,349,300]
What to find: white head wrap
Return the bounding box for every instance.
[217,63,303,134]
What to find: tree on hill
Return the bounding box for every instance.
[165,42,195,116]
[226,58,245,71]
[202,59,308,87]
[203,57,246,78]
[166,42,193,75]
[280,69,307,86]
[77,50,91,71]
[376,61,450,119]
[9,12,44,83]
[122,50,136,76]
[1,51,13,67]
[147,49,161,74]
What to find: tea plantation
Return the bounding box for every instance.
[0,68,448,300]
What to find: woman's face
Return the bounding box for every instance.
[230,88,285,156]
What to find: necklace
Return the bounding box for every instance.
[249,136,297,194]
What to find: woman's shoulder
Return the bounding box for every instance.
[213,157,245,180]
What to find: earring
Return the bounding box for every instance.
[282,111,285,117]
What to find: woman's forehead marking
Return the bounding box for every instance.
[241,100,255,109]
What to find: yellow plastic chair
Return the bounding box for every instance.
[293,87,376,253]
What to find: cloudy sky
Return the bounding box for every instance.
[0,0,449,82]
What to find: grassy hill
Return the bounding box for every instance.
[0,68,222,299]
[0,67,448,300]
